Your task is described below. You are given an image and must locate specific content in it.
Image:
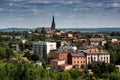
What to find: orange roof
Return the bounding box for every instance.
[21,57,28,61]
[11,57,17,60]
[11,57,28,61]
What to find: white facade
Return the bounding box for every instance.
[111,38,118,42]
[19,39,27,44]
[86,53,110,65]
[33,42,56,57]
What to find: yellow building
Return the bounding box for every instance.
[68,33,73,38]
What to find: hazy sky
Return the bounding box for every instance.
[0,0,120,28]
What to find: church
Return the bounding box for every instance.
[35,16,56,34]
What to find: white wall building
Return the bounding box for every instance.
[111,38,118,42]
[84,48,110,65]
[33,42,56,57]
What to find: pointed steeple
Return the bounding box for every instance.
[51,16,56,29]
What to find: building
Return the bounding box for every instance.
[89,38,106,46]
[84,48,110,65]
[109,38,118,42]
[9,43,19,51]
[50,49,86,69]
[68,51,86,69]
[33,42,56,57]
[35,16,56,34]
[50,59,72,71]
[19,39,27,44]
[49,50,68,63]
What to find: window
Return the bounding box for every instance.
[74,61,76,63]
[94,57,96,61]
[101,57,103,61]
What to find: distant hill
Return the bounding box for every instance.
[0,28,34,32]
[58,28,120,33]
[0,28,120,33]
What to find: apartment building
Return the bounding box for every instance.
[33,42,56,57]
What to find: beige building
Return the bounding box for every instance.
[90,38,106,46]
[50,59,72,71]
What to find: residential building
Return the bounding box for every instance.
[33,42,56,57]
[84,48,110,65]
[49,50,68,63]
[110,38,118,42]
[50,59,72,71]
[68,51,86,69]
[9,43,19,51]
[89,38,106,46]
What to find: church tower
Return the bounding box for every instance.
[51,16,56,30]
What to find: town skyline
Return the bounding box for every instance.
[0,0,120,28]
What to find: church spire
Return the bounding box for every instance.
[51,16,56,29]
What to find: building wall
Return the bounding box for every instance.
[86,54,110,65]
[72,56,86,69]
[59,65,72,71]
[50,60,65,70]
[90,41,100,46]
[46,42,56,54]
[10,44,19,51]
[49,51,59,59]
[111,39,118,42]
[68,33,73,38]
[101,41,106,46]
[58,52,68,63]
[33,42,56,58]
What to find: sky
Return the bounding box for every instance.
[0,0,120,29]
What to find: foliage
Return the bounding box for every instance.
[23,51,32,60]
[68,69,83,80]
[31,54,40,61]
[5,48,14,60]
[89,62,116,78]
[105,41,120,64]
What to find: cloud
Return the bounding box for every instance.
[8,3,14,6]
[110,3,120,7]
[74,7,90,11]
[10,18,24,21]
[0,8,4,11]
[53,0,81,5]
[28,0,52,4]
[68,14,76,18]
[86,2,104,7]
[54,13,61,16]
[4,0,23,2]
[30,8,45,14]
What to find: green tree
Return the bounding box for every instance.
[58,72,71,80]
[110,72,120,80]
[0,47,6,59]
[31,54,40,62]
[23,51,32,60]
[5,48,14,60]
[68,69,82,80]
